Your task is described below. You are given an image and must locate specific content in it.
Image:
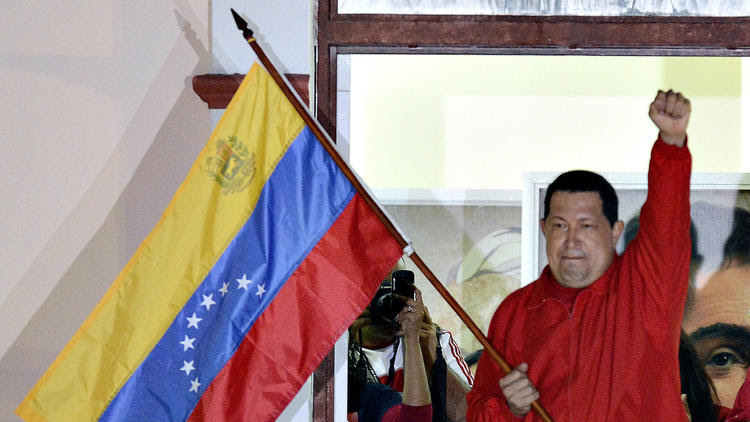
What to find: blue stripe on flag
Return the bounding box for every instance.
[100,126,354,421]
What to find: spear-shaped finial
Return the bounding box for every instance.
[231,8,254,40]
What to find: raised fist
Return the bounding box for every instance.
[649,89,691,147]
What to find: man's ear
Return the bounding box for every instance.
[612,220,625,245]
[540,219,547,237]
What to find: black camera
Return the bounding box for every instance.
[369,270,416,326]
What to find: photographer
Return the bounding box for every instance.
[349,265,473,422]
[349,289,432,422]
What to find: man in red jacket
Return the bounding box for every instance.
[467,90,693,421]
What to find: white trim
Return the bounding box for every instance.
[372,188,521,206]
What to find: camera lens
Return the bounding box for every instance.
[372,292,404,325]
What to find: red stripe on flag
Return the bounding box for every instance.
[188,193,403,421]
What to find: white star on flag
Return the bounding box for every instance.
[219,282,229,297]
[186,313,202,329]
[180,360,195,376]
[236,273,252,291]
[190,377,201,393]
[200,294,216,311]
[256,283,266,298]
[180,335,196,351]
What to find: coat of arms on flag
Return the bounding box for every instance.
[204,135,256,195]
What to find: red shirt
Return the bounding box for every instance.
[348,404,432,422]
[382,404,432,422]
[467,138,692,421]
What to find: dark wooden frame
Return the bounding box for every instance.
[315,2,750,139]
[192,74,309,109]
[312,2,750,421]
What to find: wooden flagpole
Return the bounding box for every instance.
[230,9,553,421]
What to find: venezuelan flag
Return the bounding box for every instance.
[17,63,403,421]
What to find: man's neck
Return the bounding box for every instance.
[550,279,584,312]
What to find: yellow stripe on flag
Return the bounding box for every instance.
[17,63,305,422]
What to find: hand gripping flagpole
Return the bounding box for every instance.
[230,9,553,422]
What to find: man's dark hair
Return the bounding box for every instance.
[722,207,750,269]
[543,170,618,227]
[624,216,702,261]
[679,331,719,422]
[623,215,702,316]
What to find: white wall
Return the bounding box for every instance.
[0,1,312,421]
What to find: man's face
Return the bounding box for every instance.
[542,191,623,288]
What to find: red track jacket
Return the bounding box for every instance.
[467,138,692,421]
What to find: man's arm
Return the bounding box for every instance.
[631,89,693,321]
[466,300,534,421]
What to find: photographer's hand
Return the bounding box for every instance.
[396,289,431,407]
[394,288,425,338]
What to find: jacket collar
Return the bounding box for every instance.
[525,254,620,309]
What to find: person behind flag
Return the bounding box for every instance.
[349,288,433,422]
[467,89,693,420]
[350,263,474,422]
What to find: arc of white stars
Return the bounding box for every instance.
[219,282,229,297]
[190,377,201,393]
[236,274,252,291]
[180,335,196,351]
[181,360,195,376]
[200,293,216,311]
[255,283,266,298]
[186,313,202,329]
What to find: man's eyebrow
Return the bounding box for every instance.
[691,323,750,345]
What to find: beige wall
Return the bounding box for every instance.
[350,55,749,191]
[0,1,211,419]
